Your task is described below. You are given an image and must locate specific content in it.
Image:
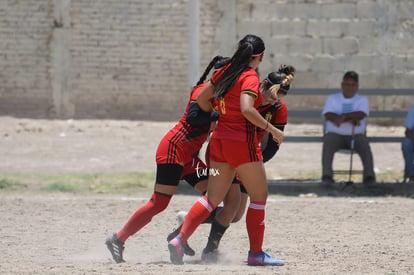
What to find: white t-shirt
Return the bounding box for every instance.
[322,92,369,135]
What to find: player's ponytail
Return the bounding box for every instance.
[214,34,265,99]
[196,56,230,86]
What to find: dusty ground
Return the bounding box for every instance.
[1,117,414,274]
[0,117,406,180]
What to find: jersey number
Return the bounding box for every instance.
[219,99,226,115]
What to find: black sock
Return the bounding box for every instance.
[204,219,228,252]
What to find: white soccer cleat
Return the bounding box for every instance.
[176,211,188,226]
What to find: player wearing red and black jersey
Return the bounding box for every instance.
[167,65,296,262]
[208,65,264,166]
[168,35,294,266]
[155,82,212,184]
[199,67,295,261]
[105,56,228,264]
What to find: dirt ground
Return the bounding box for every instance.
[1,117,414,274]
[0,117,406,179]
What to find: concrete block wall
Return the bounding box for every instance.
[0,0,413,121]
[234,0,414,89]
[0,0,54,117]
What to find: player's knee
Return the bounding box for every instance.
[231,210,245,223]
[149,192,172,214]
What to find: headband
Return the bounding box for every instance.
[265,77,288,94]
[265,77,275,86]
[251,51,264,57]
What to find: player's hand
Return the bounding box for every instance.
[269,126,284,145]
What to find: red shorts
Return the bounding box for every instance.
[208,137,262,168]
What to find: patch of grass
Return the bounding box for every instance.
[0,178,26,191]
[0,172,155,194]
[0,169,405,195]
[44,182,76,192]
[0,179,13,189]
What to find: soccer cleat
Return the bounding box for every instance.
[176,211,187,226]
[166,226,195,256]
[105,234,125,263]
[168,236,185,265]
[247,251,284,266]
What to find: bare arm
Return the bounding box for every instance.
[240,93,283,145]
[196,81,215,112]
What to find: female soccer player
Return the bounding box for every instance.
[201,66,295,261]
[105,55,228,263]
[168,34,291,266]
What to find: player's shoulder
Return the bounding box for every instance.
[242,67,259,78]
[278,99,287,109]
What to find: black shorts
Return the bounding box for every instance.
[156,164,208,187]
[156,164,183,186]
[182,173,208,188]
[232,177,247,194]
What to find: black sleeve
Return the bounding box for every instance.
[262,137,279,163]
[261,125,284,163]
[186,102,219,126]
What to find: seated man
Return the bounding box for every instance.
[321,71,376,186]
[402,104,414,183]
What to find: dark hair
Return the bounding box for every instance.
[342,71,359,83]
[196,56,231,86]
[214,34,265,99]
[264,72,283,89]
[264,64,296,94]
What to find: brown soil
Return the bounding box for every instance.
[1,117,413,274]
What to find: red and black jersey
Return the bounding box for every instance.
[156,83,210,165]
[256,99,287,140]
[210,66,262,143]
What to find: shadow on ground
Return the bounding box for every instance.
[176,179,414,198]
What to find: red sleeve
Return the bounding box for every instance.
[240,73,260,98]
[272,99,288,125]
[189,83,205,101]
[210,65,228,85]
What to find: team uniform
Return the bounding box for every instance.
[209,66,263,168]
[256,99,287,140]
[155,83,210,186]
[236,99,287,193]
[168,66,286,266]
[106,83,213,263]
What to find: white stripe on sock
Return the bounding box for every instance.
[198,197,213,212]
[249,202,266,210]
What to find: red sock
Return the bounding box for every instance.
[246,201,266,254]
[180,196,214,243]
[116,192,171,243]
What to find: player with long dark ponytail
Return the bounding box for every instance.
[168,34,286,266]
